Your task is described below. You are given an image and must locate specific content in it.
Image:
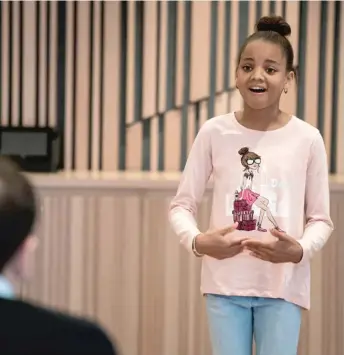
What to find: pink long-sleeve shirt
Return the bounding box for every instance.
[169,112,334,309]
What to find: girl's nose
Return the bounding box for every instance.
[251,67,264,81]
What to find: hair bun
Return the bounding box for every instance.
[256,16,291,37]
[238,147,249,156]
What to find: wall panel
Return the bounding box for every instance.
[0,1,343,173]
[12,173,344,355]
[338,3,344,174]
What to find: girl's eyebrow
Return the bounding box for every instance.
[241,57,280,65]
[265,59,280,65]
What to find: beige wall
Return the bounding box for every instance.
[1,1,344,173]
[10,172,344,355]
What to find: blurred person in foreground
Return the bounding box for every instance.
[0,157,117,355]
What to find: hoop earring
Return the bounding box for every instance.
[283,88,288,94]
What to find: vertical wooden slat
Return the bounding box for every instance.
[142,119,151,170]
[125,2,135,124]
[134,2,144,122]
[199,101,208,128]
[126,124,142,170]
[208,1,218,118]
[75,2,90,170]
[269,0,276,15]
[163,199,181,355]
[70,2,78,170]
[67,196,86,314]
[323,2,335,165]
[18,1,23,125]
[95,196,119,341]
[56,1,66,171]
[166,2,177,111]
[316,2,327,137]
[140,196,166,355]
[102,1,120,171]
[49,2,57,128]
[261,0,270,17]
[158,1,168,113]
[87,1,95,170]
[229,1,239,88]
[22,1,36,127]
[223,1,231,90]
[98,1,105,170]
[296,1,308,119]
[280,1,299,115]
[82,197,96,316]
[11,2,20,126]
[215,1,225,95]
[8,2,13,125]
[255,0,262,22]
[158,113,165,171]
[238,1,249,49]
[64,1,75,171]
[90,1,101,171]
[180,1,192,170]
[1,2,9,125]
[330,1,341,173]
[34,1,40,127]
[190,1,211,102]
[187,106,196,153]
[38,1,47,127]
[120,196,141,355]
[149,116,159,172]
[164,110,181,171]
[337,3,344,174]
[248,0,256,35]
[214,92,228,117]
[142,1,158,118]
[118,2,127,170]
[274,0,283,16]
[175,1,185,108]
[304,2,320,127]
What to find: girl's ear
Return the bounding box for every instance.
[287,70,295,83]
[284,70,295,93]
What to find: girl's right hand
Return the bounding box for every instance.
[194,223,248,260]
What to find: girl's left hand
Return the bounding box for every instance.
[242,228,303,264]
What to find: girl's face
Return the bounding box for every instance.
[246,157,261,170]
[236,39,293,110]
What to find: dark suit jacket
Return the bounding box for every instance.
[0,298,118,355]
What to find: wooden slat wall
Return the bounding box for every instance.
[13,174,344,355]
[0,1,343,173]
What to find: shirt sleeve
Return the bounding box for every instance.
[168,121,213,254]
[298,130,334,263]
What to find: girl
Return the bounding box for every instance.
[169,15,333,355]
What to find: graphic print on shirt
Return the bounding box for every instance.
[233,147,282,232]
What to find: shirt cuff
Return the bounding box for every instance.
[296,239,311,264]
[181,227,202,255]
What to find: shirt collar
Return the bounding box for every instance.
[0,275,15,299]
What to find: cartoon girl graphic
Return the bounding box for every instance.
[235,147,281,232]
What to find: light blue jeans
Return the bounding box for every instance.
[206,294,301,355]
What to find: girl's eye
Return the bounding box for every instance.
[266,67,276,74]
[247,159,254,165]
[242,65,252,72]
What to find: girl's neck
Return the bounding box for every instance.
[236,104,289,131]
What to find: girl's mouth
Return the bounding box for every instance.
[249,87,267,94]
